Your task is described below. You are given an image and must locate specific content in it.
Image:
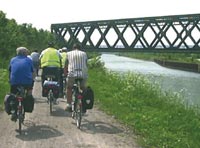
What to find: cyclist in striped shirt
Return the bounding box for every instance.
[64,43,88,111]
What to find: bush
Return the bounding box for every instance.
[88,56,105,69]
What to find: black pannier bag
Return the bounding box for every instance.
[42,80,60,98]
[82,86,94,109]
[4,94,17,115]
[23,95,34,113]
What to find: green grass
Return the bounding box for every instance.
[117,52,200,64]
[0,69,9,110]
[87,58,200,148]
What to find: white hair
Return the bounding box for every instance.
[16,47,28,56]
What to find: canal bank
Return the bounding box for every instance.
[154,59,200,73]
[95,54,200,148]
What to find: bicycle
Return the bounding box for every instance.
[62,75,67,99]
[71,78,84,129]
[43,75,59,115]
[10,86,26,134]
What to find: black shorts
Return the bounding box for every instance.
[41,67,61,82]
[10,84,33,94]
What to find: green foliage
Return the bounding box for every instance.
[0,10,55,59]
[0,69,9,110]
[88,63,200,148]
[0,10,57,108]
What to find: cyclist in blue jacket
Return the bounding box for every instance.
[9,47,34,121]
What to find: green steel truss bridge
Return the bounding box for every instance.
[51,13,200,52]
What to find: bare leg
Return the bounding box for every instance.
[66,87,72,104]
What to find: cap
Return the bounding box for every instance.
[62,47,68,52]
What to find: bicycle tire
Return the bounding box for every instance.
[48,90,53,115]
[71,79,83,129]
[76,100,82,129]
[18,116,22,134]
[18,106,24,134]
[63,92,67,99]
[71,90,76,118]
[63,79,66,99]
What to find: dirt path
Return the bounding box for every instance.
[0,77,141,148]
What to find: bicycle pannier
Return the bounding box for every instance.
[42,80,60,98]
[83,86,94,109]
[23,95,34,113]
[4,94,17,115]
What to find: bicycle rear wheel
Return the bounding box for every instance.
[63,79,67,99]
[18,115,22,134]
[18,106,24,134]
[63,92,67,99]
[75,100,82,129]
[48,90,53,115]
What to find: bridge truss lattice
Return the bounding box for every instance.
[51,13,200,52]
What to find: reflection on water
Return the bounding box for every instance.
[100,54,200,106]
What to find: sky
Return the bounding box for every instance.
[0,0,199,31]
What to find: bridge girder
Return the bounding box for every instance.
[51,13,200,53]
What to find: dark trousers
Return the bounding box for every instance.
[33,61,39,76]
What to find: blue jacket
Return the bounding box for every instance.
[9,55,34,85]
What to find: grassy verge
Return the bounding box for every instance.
[0,69,9,110]
[87,58,200,148]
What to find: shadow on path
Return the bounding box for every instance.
[16,121,63,141]
[79,119,123,134]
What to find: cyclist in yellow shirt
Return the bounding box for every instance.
[39,42,62,97]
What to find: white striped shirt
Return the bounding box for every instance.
[66,49,88,78]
